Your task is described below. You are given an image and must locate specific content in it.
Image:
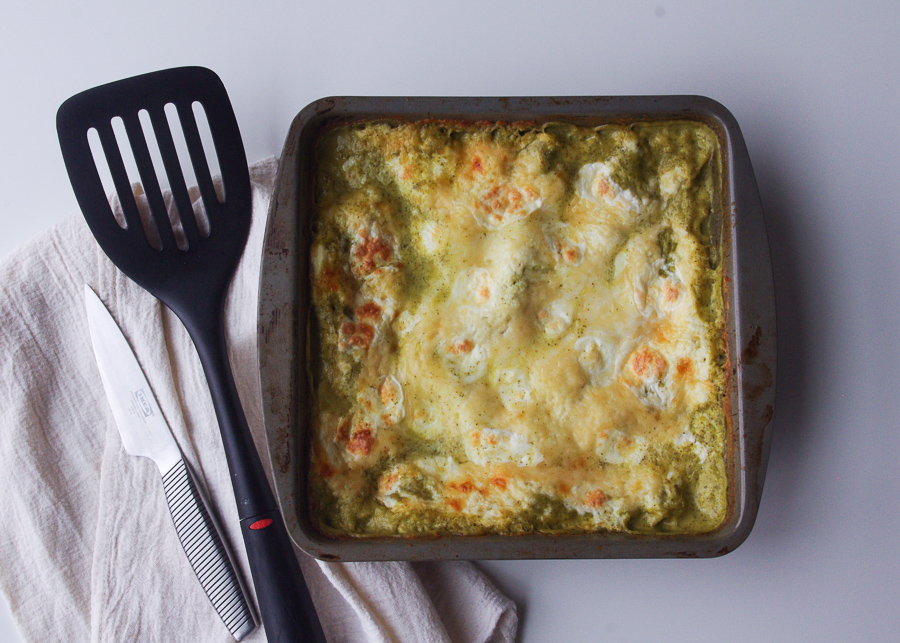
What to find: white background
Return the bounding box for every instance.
[1,1,898,641]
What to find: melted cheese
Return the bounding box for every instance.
[308,120,727,537]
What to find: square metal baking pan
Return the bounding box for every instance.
[257,96,776,561]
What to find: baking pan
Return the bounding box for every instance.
[257,96,776,561]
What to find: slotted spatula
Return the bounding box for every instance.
[57,66,325,643]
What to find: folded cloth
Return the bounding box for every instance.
[0,157,518,643]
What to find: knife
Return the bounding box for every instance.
[84,284,257,641]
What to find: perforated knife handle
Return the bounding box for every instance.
[162,458,257,640]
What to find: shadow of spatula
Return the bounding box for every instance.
[57,66,325,643]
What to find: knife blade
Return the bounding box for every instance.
[84,284,257,641]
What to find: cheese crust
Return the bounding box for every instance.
[308,120,728,536]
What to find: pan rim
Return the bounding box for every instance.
[257,95,776,561]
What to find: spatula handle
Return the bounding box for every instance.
[241,510,326,643]
[190,314,326,643]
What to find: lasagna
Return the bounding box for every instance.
[307,119,728,536]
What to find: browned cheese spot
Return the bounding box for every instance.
[319,266,343,293]
[380,379,400,405]
[490,476,508,491]
[676,357,694,378]
[356,301,383,320]
[585,489,607,508]
[629,346,669,380]
[448,339,475,355]
[347,425,375,456]
[352,231,394,276]
[341,321,375,349]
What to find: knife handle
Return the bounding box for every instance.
[162,458,257,641]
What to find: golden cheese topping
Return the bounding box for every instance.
[308,120,727,536]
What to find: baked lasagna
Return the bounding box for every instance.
[307,119,728,536]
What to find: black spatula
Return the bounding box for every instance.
[57,66,325,643]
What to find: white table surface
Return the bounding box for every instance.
[2,1,898,641]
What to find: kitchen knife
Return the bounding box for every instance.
[84,284,257,641]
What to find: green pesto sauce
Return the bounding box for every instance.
[309,119,728,538]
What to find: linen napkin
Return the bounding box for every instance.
[0,157,518,643]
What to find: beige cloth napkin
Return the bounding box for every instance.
[0,157,518,643]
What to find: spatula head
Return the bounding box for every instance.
[57,67,252,314]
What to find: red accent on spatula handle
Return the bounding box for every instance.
[241,509,326,643]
